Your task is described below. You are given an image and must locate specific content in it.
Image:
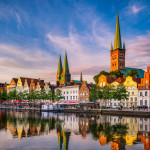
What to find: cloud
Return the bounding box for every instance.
[126,31,150,70]
[131,5,144,14]
[0,43,59,83]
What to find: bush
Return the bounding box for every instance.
[101,106,106,109]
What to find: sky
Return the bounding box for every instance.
[0,0,150,84]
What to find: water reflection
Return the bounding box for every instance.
[0,111,149,150]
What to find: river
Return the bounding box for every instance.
[0,110,149,150]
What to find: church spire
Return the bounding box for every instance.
[80,72,82,82]
[57,55,62,75]
[114,12,122,49]
[63,52,69,74]
[111,42,113,50]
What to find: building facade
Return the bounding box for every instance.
[79,81,92,103]
[123,76,140,108]
[56,85,80,103]
[138,66,150,108]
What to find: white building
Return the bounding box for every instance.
[56,85,80,103]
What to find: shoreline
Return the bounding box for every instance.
[1,107,150,117]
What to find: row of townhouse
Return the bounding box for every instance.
[56,81,92,103]
[7,77,54,93]
[98,66,150,108]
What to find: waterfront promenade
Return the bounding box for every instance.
[1,106,150,117]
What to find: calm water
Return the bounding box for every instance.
[0,110,149,150]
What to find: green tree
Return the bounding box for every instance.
[16,91,24,100]
[40,89,47,100]
[113,84,128,107]
[127,69,139,77]
[109,70,124,78]
[1,90,7,101]
[55,89,63,101]
[47,90,55,101]
[93,71,109,84]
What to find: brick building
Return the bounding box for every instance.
[79,81,92,103]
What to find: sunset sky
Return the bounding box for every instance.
[0,0,150,84]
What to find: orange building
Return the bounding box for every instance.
[138,132,150,150]
[98,75,115,87]
[138,66,150,107]
[79,81,92,103]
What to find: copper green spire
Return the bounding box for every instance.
[114,12,122,49]
[57,55,62,75]
[123,42,125,49]
[111,42,113,50]
[63,52,69,74]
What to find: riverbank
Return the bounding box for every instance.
[1,107,150,117]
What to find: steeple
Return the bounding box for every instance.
[123,42,125,49]
[80,72,82,82]
[111,42,113,50]
[62,52,69,74]
[114,12,122,50]
[57,55,62,75]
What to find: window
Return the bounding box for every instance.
[145,91,148,96]
[83,93,85,96]
[66,96,68,100]
[70,91,72,94]
[145,100,147,106]
[132,92,134,95]
[130,97,133,102]
[140,92,142,96]
[127,81,130,84]
[132,86,134,90]
[140,100,143,106]
[67,91,69,94]
[85,93,88,96]
[128,92,130,95]
[73,91,75,94]
[145,80,148,83]
[83,98,84,101]
[64,91,65,94]
[73,96,75,100]
[85,98,88,101]
[80,93,82,96]
[76,96,77,100]
[70,96,72,100]
[135,97,137,101]
[80,98,82,101]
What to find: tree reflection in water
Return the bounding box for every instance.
[0,111,150,150]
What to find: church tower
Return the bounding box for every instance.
[60,52,71,86]
[56,55,62,86]
[110,12,125,72]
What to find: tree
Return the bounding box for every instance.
[1,90,7,101]
[127,69,139,77]
[109,70,124,78]
[113,84,129,107]
[102,86,114,107]
[93,71,109,84]
[16,91,24,100]
[40,89,47,100]
[93,70,124,84]
[55,89,63,101]
[8,90,17,100]
[47,90,55,101]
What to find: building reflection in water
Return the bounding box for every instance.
[0,111,150,150]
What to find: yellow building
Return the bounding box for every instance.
[123,76,140,108]
[121,117,138,146]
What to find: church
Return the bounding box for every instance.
[110,12,144,77]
